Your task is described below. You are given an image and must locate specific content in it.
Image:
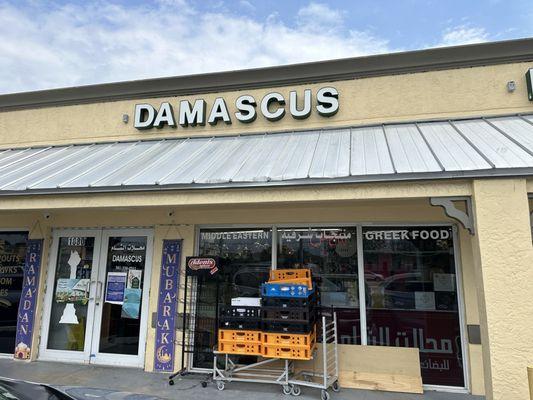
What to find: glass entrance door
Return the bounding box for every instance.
[90,229,153,367]
[39,229,153,367]
[39,230,100,363]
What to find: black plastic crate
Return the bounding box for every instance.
[262,318,316,334]
[261,292,318,309]
[219,317,261,330]
[261,306,317,322]
[218,305,261,319]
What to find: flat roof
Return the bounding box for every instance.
[1,38,533,112]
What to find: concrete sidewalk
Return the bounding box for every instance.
[0,359,484,400]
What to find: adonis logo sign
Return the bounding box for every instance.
[187,257,218,275]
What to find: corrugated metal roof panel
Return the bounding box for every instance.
[60,142,141,188]
[196,135,265,184]
[417,122,491,171]
[488,117,533,154]
[384,124,442,173]
[91,141,172,187]
[0,148,49,170]
[0,146,68,187]
[523,115,533,125]
[350,126,394,175]
[1,114,533,195]
[2,145,96,190]
[453,119,533,168]
[162,137,239,184]
[32,143,119,189]
[132,138,212,185]
[269,131,320,181]
[232,134,291,182]
[309,129,351,178]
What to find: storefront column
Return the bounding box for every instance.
[471,179,533,400]
[27,218,51,361]
[144,224,194,372]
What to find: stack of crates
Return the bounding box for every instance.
[218,304,262,356]
[260,269,318,360]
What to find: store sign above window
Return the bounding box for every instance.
[133,87,339,130]
[526,68,533,101]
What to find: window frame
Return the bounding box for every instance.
[192,222,469,392]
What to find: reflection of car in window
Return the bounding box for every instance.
[231,264,271,297]
[0,266,24,334]
[378,272,433,310]
[318,274,374,309]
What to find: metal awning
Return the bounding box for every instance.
[1,114,533,195]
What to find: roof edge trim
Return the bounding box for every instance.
[0,168,531,198]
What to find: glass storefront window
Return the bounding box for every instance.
[194,228,272,368]
[363,226,464,387]
[277,227,360,345]
[0,232,28,354]
[47,236,95,351]
[192,224,465,388]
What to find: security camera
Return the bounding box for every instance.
[168,211,175,217]
[43,213,51,220]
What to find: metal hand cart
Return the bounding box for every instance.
[212,313,340,400]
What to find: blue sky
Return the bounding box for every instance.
[0,0,532,94]
[194,0,533,48]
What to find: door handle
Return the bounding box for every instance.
[96,281,103,305]
[89,280,96,301]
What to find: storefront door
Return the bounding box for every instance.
[39,229,153,367]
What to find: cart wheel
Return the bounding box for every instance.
[201,381,208,388]
[216,381,225,391]
[291,385,301,396]
[321,389,330,400]
[332,381,340,392]
[168,380,174,386]
[282,385,292,395]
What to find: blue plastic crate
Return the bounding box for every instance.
[261,283,314,298]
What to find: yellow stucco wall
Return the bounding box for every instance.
[0,61,532,148]
[471,178,533,400]
[0,180,472,212]
[0,194,484,394]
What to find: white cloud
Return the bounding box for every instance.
[438,25,489,47]
[0,1,392,94]
[297,2,344,32]
[239,0,255,12]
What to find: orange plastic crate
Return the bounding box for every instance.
[218,329,262,343]
[262,343,315,360]
[270,269,311,281]
[269,269,312,289]
[218,341,262,355]
[262,329,316,346]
